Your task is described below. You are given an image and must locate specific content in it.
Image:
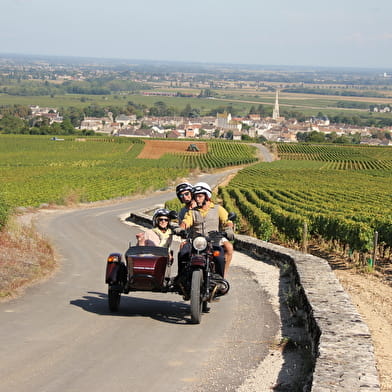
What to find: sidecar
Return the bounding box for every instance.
[105,245,173,312]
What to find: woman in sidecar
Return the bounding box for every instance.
[135,208,174,248]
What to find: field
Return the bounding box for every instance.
[2,87,392,120]
[220,143,392,262]
[137,140,208,158]
[0,135,257,210]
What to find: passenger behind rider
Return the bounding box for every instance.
[173,182,196,277]
[136,208,173,248]
[175,182,196,223]
[176,182,234,278]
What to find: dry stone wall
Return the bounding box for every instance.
[234,234,380,392]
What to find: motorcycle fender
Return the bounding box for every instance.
[190,255,206,268]
[105,258,125,285]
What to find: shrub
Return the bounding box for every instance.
[0,194,10,230]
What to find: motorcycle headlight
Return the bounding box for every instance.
[192,236,207,251]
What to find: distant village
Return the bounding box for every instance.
[29,94,392,146]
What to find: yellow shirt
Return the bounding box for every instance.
[182,202,228,229]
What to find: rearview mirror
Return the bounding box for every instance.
[169,210,178,220]
[228,212,237,222]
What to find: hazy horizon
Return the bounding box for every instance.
[1,0,392,69]
[2,52,391,74]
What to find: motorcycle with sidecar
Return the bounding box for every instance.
[105,220,234,324]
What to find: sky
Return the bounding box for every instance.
[1,0,391,69]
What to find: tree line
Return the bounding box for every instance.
[296,130,391,144]
[0,78,150,96]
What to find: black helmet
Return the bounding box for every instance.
[175,182,193,201]
[152,208,171,227]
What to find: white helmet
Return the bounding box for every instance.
[192,182,212,200]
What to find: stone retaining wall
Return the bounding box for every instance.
[128,213,380,391]
[235,234,380,392]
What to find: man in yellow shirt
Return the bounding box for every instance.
[178,182,234,277]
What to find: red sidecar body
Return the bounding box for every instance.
[105,245,171,295]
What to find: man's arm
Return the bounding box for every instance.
[218,205,233,228]
[180,209,193,229]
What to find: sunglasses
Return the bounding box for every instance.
[158,218,169,222]
[179,191,191,198]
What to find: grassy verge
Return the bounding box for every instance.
[0,216,55,301]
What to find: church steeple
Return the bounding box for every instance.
[272,89,280,120]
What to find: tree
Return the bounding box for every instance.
[241,134,252,141]
[149,101,168,116]
[198,89,214,98]
[334,135,350,144]
[181,104,192,117]
[0,114,28,134]
[296,132,307,142]
[60,118,75,134]
[351,132,361,144]
[308,131,326,143]
[199,129,207,138]
[225,130,233,140]
[30,116,50,128]
[84,105,105,117]
[181,104,200,118]
[62,106,84,127]
[213,129,221,138]
[0,104,29,118]
[296,131,326,143]
[325,132,338,142]
[50,122,63,135]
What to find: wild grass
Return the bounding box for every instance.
[0,217,55,300]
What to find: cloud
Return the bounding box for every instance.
[342,32,366,44]
[379,33,392,41]
[342,31,392,45]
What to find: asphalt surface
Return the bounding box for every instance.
[0,170,280,392]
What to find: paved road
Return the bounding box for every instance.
[252,143,274,162]
[0,172,280,392]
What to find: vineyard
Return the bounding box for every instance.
[277,143,392,170]
[0,135,257,211]
[219,143,392,262]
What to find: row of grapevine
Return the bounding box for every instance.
[226,188,273,240]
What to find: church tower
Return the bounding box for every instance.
[272,89,280,120]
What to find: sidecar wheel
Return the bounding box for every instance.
[108,288,121,312]
[190,269,203,324]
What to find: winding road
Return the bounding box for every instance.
[0,169,281,391]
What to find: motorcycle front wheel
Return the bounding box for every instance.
[108,288,121,312]
[190,269,203,324]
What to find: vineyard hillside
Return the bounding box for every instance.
[0,135,257,209]
[220,143,392,267]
